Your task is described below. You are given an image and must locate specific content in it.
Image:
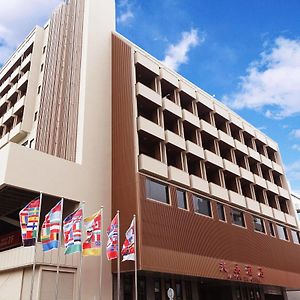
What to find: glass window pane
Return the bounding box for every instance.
[146,178,169,204]
[276,224,288,241]
[176,189,187,209]
[217,203,226,221]
[291,230,300,244]
[253,216,265,233]
[231,209,245,227]
[193,196,211,217]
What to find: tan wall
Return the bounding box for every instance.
[0,269,23,300]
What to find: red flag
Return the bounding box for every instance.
[106,213,119,260]
[121,217,135,261]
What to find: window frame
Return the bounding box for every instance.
[268,221,276,237]
[291,230,300,245]
[145,178,170,205]
[276,224,289,241]
[253,216,266,234]
[231,208,246,228]
[216,202,226,222]
[193,195,212,218]
[176,189,188,210]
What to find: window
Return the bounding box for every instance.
[231,209,245,227]
[43,46,46,54]
[217,203,226,221]
[253,216,265,233]
[40,64,44,72]
[145,178,169,204]
[154,279,161,300]
[269,222,276,237]
[176,189,187,209]
[276,224,289,241]
[34,111,38,121]
[193,195,212,217]
[291,230,300,244]
[37,85,41,94]
[29,139,34,149]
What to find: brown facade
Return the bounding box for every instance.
[35,0,85,161]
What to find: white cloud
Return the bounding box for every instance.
[0,0,62,65]
[291,129,300,139]
[223,37,300,119]
[162,28,202,71]
[117,0,134,25]
[286,160,300,184]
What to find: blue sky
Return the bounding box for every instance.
[0,0,299,195]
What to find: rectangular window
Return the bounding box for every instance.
[193,195,212,217]
[217,203,226,221]
[40,64,44,72]
[37,85,41,94]
[146,178,169,204]
[253,216,265,233]
[291,230,300,244]
[176,189,187,209]
[231,209,245,227]
[277,224,289,241]
[269,222,275,237]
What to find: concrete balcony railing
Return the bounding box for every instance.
[20,54,32,72]
[223,159,240,176]
[12,96,25,115]
[266,180,279,195]
[278,187,290,200]
[165,130,186,150]
[134,52,159,75]
[254,174,267,189]
[209,182,229,201]
[10,66,20,82]
[234,139,248,155]
[204,149,223,168]
[200,119,218,138]
[214,103,230,121]
[260,154,273,169]
[260,203,274,218]
[182,109,200,128]
[248,147,261,162]
[196,91,214,110]
[179,80,196,99]
[0,93,8,110]
[272,208,286,223]
[136,82,162,107]
[160,68,179,88]
[137,116,164,141]
[230,113,243,130]
[7,83,17,100]
[0,133,9,149]
[17,71,29,90]
[162,97,182,118]
[285,214,297,227]
[168,166,190,186]
[9,123,26,143]
[186,141,204,159]
[138,154,168,179]
[0,78,10,94]
[218,130,234,147]
[229,190,246,208]
[2,107,14,125]
[189,175,210,194]
[246,197,261,213]
[240,167,254,183]
[272,161,284,175]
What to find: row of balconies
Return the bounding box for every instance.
[138,154,296,227]
[0,122,26,149]
[0,96,25,126]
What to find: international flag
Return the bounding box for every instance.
[19,197,41,247]
[63,207,83,254]
[83,210,102,256]
[41,200,63,252]
[121,217,135,262]
[106,213,119,260]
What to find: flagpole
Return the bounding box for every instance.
[99,206,104,300]
[55,198,64,300]
[29,192,43,300]
[134,215,137,300]
[78,201,85,300]
[117,210,120,300]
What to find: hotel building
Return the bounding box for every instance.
[0,0,299,299]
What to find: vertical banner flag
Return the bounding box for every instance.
[83,211,101,256]
[19,198,41,247]
[106,213,119,260]
[41,200,62,252]
[63,207,83,254]
[121,217,135,262]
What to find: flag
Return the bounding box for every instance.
[41,200,62,252]
[121,217,135,262]
[106,213,119,260]
[19,197,41,247]
[83,210,102,256]
[63,207,83,254]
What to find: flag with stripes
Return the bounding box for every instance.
[41,200,62,252]
[63,207,83,254]
[19,198,41,247]
[106,213,119,260]
[83,210,101,256]
[121,217,135,262]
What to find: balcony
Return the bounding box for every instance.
[272,208,286,223]
[248,147,261,162]
[190,175,209,194]
[209,183,229,201]
[260,203,274,218]
[168,166,190,186]
[160,68,179,88]
[179,80,196,99]
[218,130,234,147]
[266,180,279,195]
[272,161,283,175]
[200,119,218,138]
[240,167,254,183]
[17,71,29,90]
[12,96,25,115]
[165,130,186,150]
[134,52,159,75]
[0,93,8,110]
[162,97,182,118]
[138,154,168,179]
[229,190,246,208]
[2,107,14,124]
[136,82,162,107]
[260,154,272,169]
[223,159,240,176]
[186,141,204,159]
[182,109,200,128]
[246,197,261,213]
[0,78,10,94]
[204,150,223,168]
[10,66,20,83]
[254,174,267,189]
[0,133,9,149]
[9,123,26,143]
[196,91,214,110]
[278,187,290,200]
[266,137,278,152]
[7,84,17,101]
[285,214,297,227]
[230,113,243,130]
[234,139,248,155]
[20,54,32,72]
[214,104,229,121]
[137,116,164,141]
